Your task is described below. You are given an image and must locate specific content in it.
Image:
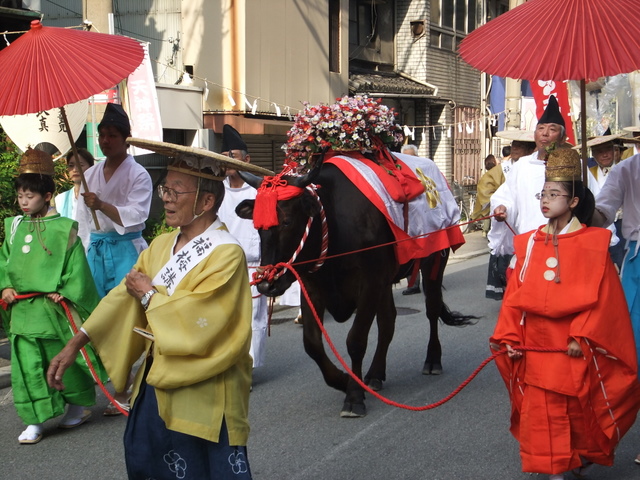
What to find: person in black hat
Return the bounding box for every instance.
[487,96,578,299]
[217,125,269,371]
[76,102,153,415]
[78,102,152,297]
[488,97,605,297]
[491,95,568,233]
[587,128,625,186]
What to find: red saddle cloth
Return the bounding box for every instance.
[331,145,424,203]
[325,152,464,264]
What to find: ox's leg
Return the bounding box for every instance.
[421,250,448,375]
[301,298,350,394]
[340,288,387,418]
[363,287,396,391]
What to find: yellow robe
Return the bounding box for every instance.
[83,226,253,445]
[471,166,505,220]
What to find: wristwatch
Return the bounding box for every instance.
[141,289,157,311]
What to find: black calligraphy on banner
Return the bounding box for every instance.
[36,111,50,132]
[193,237,213,256]
[57,110,67,133]
[176,251,192,272]
[161,267,177,290]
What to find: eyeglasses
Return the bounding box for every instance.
[222,150,248,162]
[535,192,570,201]
[157,185,197,202]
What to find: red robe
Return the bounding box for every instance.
[491,222,640,474]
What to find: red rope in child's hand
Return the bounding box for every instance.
[2,293,129,416]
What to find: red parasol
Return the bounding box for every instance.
[0,20,144,116]
[0,20,144,228]
[459,0,640,183]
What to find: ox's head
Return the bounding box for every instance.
[236,166,323,297]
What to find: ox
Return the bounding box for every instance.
[236,156,474,417]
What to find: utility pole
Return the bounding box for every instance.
[504,0,528,131]
[83,0,113,35]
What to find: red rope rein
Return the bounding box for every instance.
[273,268,564,411]
[251,213,502,287]
[4,293,129,416]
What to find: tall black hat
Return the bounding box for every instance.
[221,124,248,153]
[98,103,131,135]
[538,95,565,128]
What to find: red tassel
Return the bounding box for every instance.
[254,188,279,229]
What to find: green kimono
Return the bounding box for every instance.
[0,213,105,425]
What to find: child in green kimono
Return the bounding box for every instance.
[0,149,105,444]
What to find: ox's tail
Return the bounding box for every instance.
[440,302,479,327]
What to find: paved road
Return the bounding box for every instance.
[1,254,639,479]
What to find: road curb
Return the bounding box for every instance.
[0,366,10,389]
[450,248,489,261]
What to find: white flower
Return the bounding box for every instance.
[197,317,208,328]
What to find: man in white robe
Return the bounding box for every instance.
[76,104,153,298]
[217,125,268,369]
[491,96,601,262]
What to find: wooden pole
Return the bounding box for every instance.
[580,79,588,185]
[59,106,101,230]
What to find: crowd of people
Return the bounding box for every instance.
[0,94,639,480]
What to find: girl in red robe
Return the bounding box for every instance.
[490,149,640,480]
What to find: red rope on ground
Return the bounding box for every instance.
[276,263,566,411]
[4,293,129,416]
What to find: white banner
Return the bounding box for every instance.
[0,100,87,155]
[124,43,163,156]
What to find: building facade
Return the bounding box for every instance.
[4,0,503,186]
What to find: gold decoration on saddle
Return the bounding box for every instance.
[416,167,440,208]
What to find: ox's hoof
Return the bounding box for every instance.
[340,402,367,418]
[366,378,384,391]
[422,362,443,375]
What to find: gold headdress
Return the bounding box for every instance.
[545,148,581,182]
[18,148,55,176]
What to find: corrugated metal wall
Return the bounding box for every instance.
[112,0,182,84]
[38,1,182,84]
[243,135,288,173]
[38,0,82,26]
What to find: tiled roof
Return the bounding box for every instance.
[349,72,436,96]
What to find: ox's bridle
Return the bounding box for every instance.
[281,184,328,276]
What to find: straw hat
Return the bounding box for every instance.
[573,133,626,150]
[126,138,274,179]
[495,130,535,142]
